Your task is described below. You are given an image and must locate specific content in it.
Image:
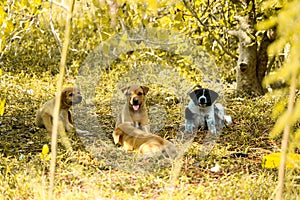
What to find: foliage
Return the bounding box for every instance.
[261,0,300,152]
[0,0,45,68]
[258,1,300,198]
[0,0,300,199]
[1,58,300,199]
[0,0,42,51]
[0,0,277,80]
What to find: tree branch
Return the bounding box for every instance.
[182,0,238,60]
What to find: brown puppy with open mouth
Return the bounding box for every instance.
[35,87,82,136]
[116,84,150,133]
[113,122,177,158]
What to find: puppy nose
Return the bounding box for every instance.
[199,96,207,104]
[133,98,139,105]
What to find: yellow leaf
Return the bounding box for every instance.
[262,153,300,169]
[175,2,184,10]
[195,0,201,7]
[261,0,283,10]
[289,128,300,151]
[272,98,287,119]
[0,6,6,20]
[148,0,157,13]
[257,16,277,31]
[21,0,30,7]
[24,21,30,30]
[93,0,105,8]
[269,110,289,138]
[0,99,5,116]
[272,99,300,138]
[42,144,49,155]
[158,16,171,27]
[169,7,175,15]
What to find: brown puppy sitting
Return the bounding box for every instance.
[113,122,177,158]
[35,87,82,136]
[116,85,150,133]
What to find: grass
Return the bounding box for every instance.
[0,67,299,199]
[1,0,300,199]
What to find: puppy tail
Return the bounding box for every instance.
[214,103,232,129]
[224,115,232,125]
[113,128,123,144]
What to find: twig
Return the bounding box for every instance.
[126,37,182,46]
[51,0,69,10]
[49,0,75,199]
[275,73,297,200]
[49,0,62,53]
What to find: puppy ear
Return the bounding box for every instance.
[121,86,130,95]
[189,89,202,105]
[141,86,149,95]
[208,90,219,103]
[60,90,68,102]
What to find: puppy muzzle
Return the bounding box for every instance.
[132,98,139,105]
[198,96,207,106]
[72,95,82,104]
[131,98,141,111]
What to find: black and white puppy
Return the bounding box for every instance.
[185,87,232,134]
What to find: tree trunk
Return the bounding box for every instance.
[228,0,277,96]
[257,28,277,84]
[229,15,264,96]
[236,34,263,95]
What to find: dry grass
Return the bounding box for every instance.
[1,66,300,199]
[1,2,299,198]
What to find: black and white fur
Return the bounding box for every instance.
[185,88,232,134]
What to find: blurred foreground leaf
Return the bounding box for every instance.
[0,99,5,116]
[262,153,300,169]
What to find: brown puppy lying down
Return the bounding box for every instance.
[113,122,177,158]
[35,87,83,149]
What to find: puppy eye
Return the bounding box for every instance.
[69,93,73,97]
[137,92,143,96]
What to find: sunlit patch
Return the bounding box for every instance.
[75,27,223,173]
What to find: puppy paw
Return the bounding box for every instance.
[184,120,195,132]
